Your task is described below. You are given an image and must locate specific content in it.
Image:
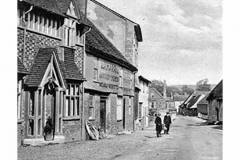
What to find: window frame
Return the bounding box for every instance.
[64,83,81,118]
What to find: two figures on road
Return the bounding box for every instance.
[155,112,172,137]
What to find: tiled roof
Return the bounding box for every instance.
[186,95,202,109]
[22,0,66,17]
[26,47,83,87]
[17,57,28,74]
[22,0,84,19]
[207,80,223,101]
[197,95,208,105]
[85,18,137,72]
[62,47,83,81]
[25,48,65,87]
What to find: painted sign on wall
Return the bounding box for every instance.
[99,60,120,85]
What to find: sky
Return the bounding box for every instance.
[96,0,222,85]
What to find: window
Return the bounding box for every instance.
[28,91,35,136]
[151,101,156,108]
[93,58,98,81]
[22,10,61,38]
[17,80,23,120]
[117,96,123,120]
[65,84,81,117]
[88,95,95,120]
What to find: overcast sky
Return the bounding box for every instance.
[96,0,222,85]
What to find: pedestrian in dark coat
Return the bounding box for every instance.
[155,113,162,137]
[164,112,172,134]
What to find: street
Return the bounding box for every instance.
[18,116,222,160]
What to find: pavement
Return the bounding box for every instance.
[18,115,222,160]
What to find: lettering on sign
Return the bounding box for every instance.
[99,60,120,85]
[99,82,118,90]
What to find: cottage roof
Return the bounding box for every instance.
[206,80,223,101]
[85,18,138,72]
[150,87,164,99]
[139,75,151,84]
[17,58,28,74]
[197,95,208,105]
[25,48,83,87]
[21,0,86,21]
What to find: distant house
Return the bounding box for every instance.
[180,92,206,116]
[137,75,151,129]
[173,94,189,113]
[197,95,208,120]
[149,87,166,113]
[206,80,223,123]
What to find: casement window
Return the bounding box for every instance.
[88,95,95,120]
[117,96,123,121]
[20,9,61,38]
[65,84,81,117]
[17,80,23,120]
[93,58,98,81]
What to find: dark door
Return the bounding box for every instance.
[100,99,106,132]
[44,89,56,140]
[123,98,126,129]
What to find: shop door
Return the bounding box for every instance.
[100,99,106,132]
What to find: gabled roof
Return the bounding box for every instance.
[21,0,85,21]
[207,80,223,101]
[150,87,164,99]
[25,48,66,87]
[25,48,84,87]
[85,18,137,72]
[197,95,208,105]
[139,75,151,84]
[17,57,28,74]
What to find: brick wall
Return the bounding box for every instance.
[74,46,84,75]
[17,28,61,70]
[62,120,82,142]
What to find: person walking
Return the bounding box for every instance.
[164,112,172,134]
[155,113,162,137]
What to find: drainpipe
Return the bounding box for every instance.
[22,5,33,63]
[81,27,91,140]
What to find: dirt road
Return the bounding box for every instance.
[18,116,222,160]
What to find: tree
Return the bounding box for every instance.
[181,85,194,95]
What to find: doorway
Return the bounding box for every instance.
[43,82,56,140]
[100,98,107,132]
[123,98,126,129]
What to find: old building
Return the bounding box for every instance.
[206,80,223,123]
[17,0,90,145]
[197,95,208,120]
[85,0,142,132]
[83,18,137,136]
[148,87,166,121]
[136,75,151,129]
